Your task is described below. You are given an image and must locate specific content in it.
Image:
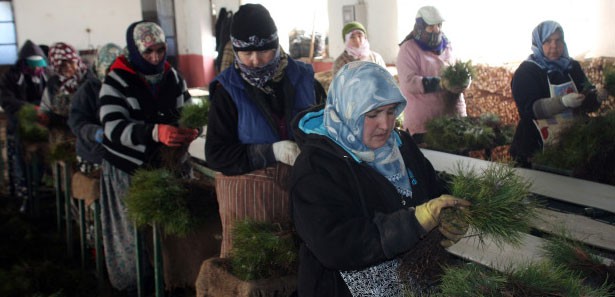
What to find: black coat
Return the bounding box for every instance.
[510,60,601,166]
[67,77,105,164]
[289,106,447,297]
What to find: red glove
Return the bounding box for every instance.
[157,124,197,147]
[37,112,50,126]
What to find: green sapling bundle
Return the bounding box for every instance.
[230,219,297,281]
[125,168,192,236]
[440,60,476,93]
[445,162,539,247]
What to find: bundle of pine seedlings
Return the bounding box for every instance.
[178,100,209,129]
[17,104,48,143]
[230,219,297,281]
[532,111,615,185]
[399,162,538,290]
[424,113,514,156]
[437,261,613,296]
[542,233,615,292]
[445,162,539,247]
[158,101,210,172]
[126,168,193,236]
[440,60,476,93]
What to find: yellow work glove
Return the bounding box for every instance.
[439,208,470,248]
[414,194,471,233]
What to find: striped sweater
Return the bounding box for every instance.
[99,56,192,174]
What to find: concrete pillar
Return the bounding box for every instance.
[174,0,216,88]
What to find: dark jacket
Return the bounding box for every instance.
[510,60,601,166]
[99,56,192,174]
[289,106,447,297]
[205,59,325,176]
[0,40,49,133]
[67,76,105,164]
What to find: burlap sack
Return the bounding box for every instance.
[195,257,296,297]
[71,171,100,206]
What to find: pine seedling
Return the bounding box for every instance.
[230,219,297,281]
[436,263,507,297]
[178,101,209,129]
[17,104,48,142]
[440,60,476,91]
[437,261,614,296]
[445,162,539,247]
[542,233,615,290]
[126,168,192,236]
[508,261,613,296]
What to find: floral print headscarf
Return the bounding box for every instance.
[324,61,412,197]
[126,21,167,76]
[48,42,88,94]
[95,43,122,80]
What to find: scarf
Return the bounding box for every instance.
[324,61,412,197]
[526,20,572,74]
[234,46,288,94]
[48,42,88,95]
[126,21,167,76]
[95,43,122,80]
[400,18,449,55]
[344,30,371,60]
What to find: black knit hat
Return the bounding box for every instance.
[230,3,279,52]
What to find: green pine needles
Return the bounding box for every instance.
[437,261,613,297]
[425,114,514,154]
[542,233,615,290]
[230,220,297,281]
[440,60,476,91]
[125,168,192,236]
[532,111,615,185]
[445,162,538,247]
[179,100,210,129]
[17,104,48,142]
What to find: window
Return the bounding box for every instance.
[0,1,17,65]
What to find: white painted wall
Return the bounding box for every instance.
[9,0,615,69]
[327,0,398,65]
[174,0,213,56]
[13,0,141,51]
[326,0,614,66]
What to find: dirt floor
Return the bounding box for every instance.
[0,187,196,297]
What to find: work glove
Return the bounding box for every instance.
[560,93,585,108]
[94,128,104,143]
[422,77,442,93]
[156,124,198,147]
[439,208,470,248]
[272,140,300,166]
[414,194,471,233]
[37,111,50,126]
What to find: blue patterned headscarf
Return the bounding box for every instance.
[95,43,122,80]
[527,20,572,73]
[324,61,412,197]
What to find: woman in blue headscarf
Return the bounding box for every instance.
[290,61,471,297]
[510,20,604,168]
